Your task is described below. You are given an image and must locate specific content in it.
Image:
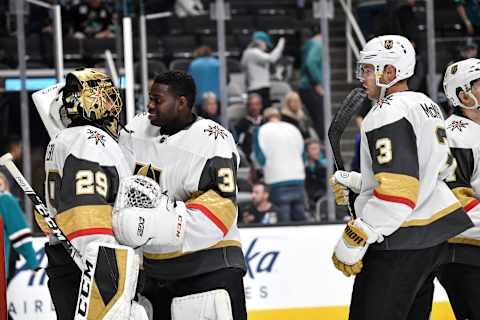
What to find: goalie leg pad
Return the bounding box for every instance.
[74,242,144,320]
[171,289,233,320]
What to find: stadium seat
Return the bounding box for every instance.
[83,38,116,58]
[161,35,197,57]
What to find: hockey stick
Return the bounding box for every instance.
[328,88,367,219]
[0,153,85,269]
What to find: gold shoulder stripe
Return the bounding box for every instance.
[34,211,50,235]
[401,202,462,227]
[448,237,480,247]
[186,190,236,234]
[55,205,113,239]
[374,172,419,207]
[452,187,476,207]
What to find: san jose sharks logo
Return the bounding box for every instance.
[204,125,227,140]
[447,119,468,132]
[87,129,106,146]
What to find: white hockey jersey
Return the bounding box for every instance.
[355,91,472,250]
[445,113,480,253]
[41,125,131,263]
[120,114,245,280]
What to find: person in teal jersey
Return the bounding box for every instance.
[298,26,324,141]
[0,172,39,279]
[455,0,480,35]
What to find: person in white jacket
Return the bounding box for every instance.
[241,31,285,108]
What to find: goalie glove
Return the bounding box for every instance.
[329,171,362,205]
[332,219,382,277]
[113,194,186,248]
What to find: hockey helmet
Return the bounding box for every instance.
[443,58,480,110]
[356,35,416,89]
[61,68,122,138]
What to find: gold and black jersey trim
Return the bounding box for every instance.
[370,203,472,250]
[373,172,419,209]
[186,190,237,236]
[143,240,241,260]
[448,147,475,190]
[55,205,113,240]
[143,245,246,281]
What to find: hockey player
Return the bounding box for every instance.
[329,35,472,319]
[117,71,247,320]
[40,68,147,320]
[434,58,480,319]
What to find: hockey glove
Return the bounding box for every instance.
[332,219,382,277]
[113,194,186,248]
[329,171,362,205]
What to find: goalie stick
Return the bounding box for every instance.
[328,88,367,219]
[0,153,85,269]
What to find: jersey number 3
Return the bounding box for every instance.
[76,170,108,198]
[376,138,393,164]
[218,168,235,193]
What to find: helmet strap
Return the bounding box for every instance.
[462,91,480,110]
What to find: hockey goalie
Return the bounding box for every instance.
[35,68,149,320]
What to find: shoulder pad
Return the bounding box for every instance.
[446,114,480,148]
[125,112,160,138]
[182,119,236,158]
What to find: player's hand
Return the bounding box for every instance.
[332,219,382,277]
[314,84,325,96]
[465,20,475,35]
[329,171,362,205]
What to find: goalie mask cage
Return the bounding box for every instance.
[0,216,7,320]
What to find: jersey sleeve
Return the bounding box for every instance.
[183,131,240,252]
[447,147,480,216]
[46,132,121,256]
[1,195,39,270]
[361,116,420,236]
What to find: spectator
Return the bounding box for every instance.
[175,0,205,17]
[380,0,418,45]
[197,91,220,123]
[298,26,325,141]
[235,93,264,163]
[455,0,480,36]
[0,173,39,281]
[241,31,285,108]
[253,107,307,222]
[356,0,386,40]
[71,0,113,39]
[188,46,220,109]
[304,139,328,214]
[0,135,23,201]
[241,182,279,224]
[281,91,316,139]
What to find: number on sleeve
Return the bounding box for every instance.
[218,168,235,193]
[75,170,109,198]
[375,138,393,164]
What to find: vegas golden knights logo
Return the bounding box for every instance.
[384,40,393,49]
[134,163,161,184]
[451,64,458,75]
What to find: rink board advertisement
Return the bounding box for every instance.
[7,225,454,319]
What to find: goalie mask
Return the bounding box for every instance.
[443,58,480,110]
[356,35,415,97]
[61,68,122,139]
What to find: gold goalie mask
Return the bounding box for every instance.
[61,68,122,139]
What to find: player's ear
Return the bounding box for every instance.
[177,96,189,111]
[383,65,397,83]
[458,90,472,106]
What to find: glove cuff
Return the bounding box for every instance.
[354,219,383,244]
